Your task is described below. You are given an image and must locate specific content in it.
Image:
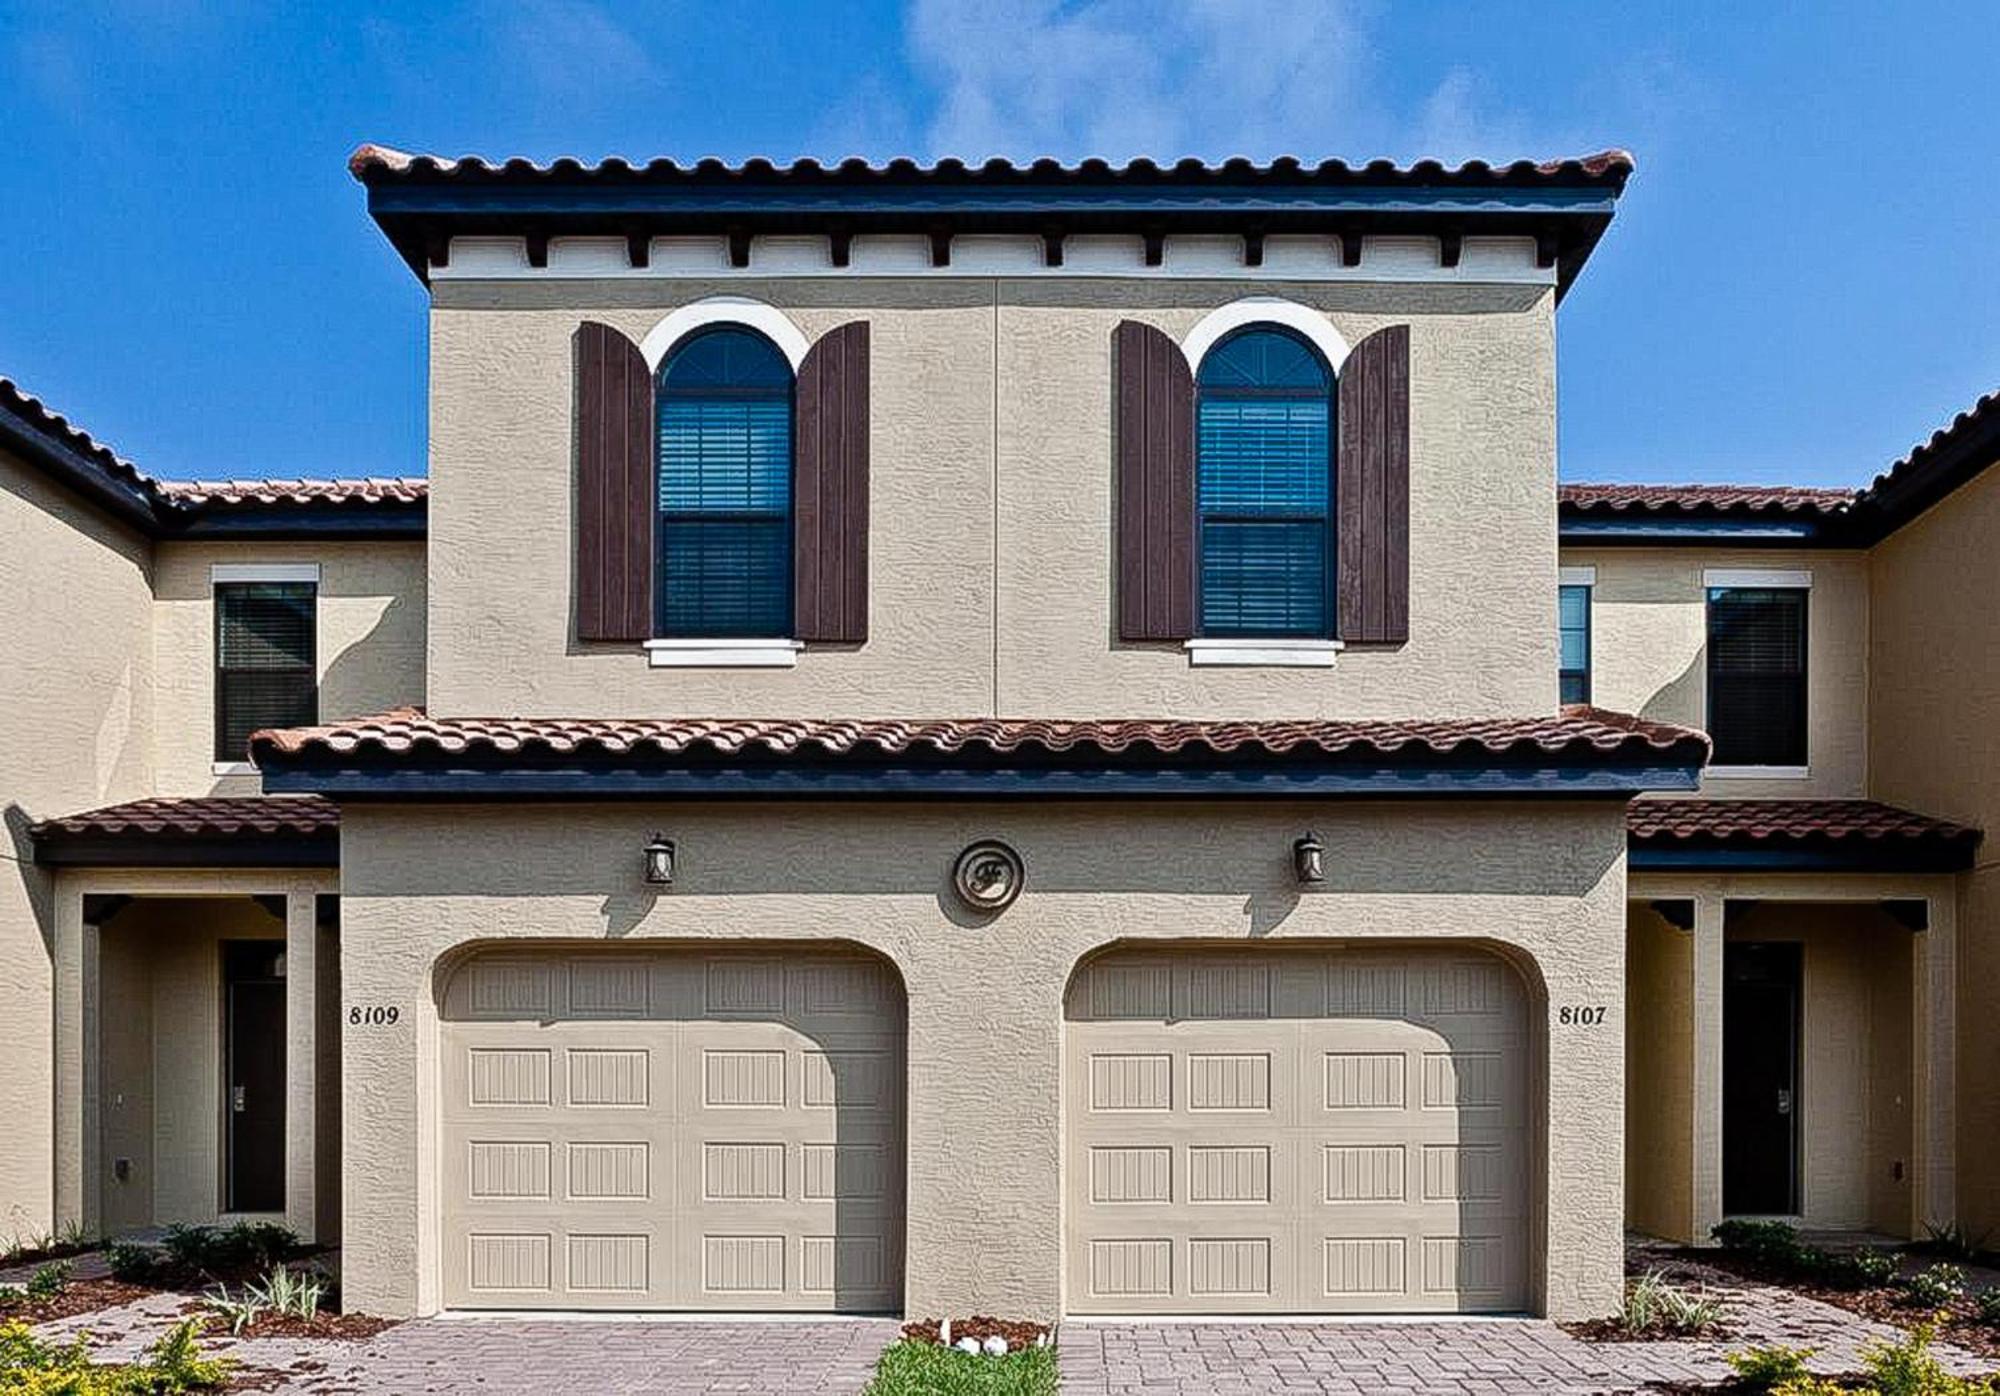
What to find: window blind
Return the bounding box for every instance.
[1559,584,1591,704]
[215,582,316,762]
[1706,587,1807,765]
[656,327,794,638]
[1194,328,1334,638]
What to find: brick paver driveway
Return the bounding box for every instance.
[30,1254,1999,1394]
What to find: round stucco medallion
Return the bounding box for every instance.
[952,839,1025,913]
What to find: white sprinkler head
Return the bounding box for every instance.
[955,1336,981,1355]
[982,1335,1009,1356]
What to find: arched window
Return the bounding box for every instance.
[656,325,794,637]
[1194,326,1334,637]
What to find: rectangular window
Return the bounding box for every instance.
[1706,585,1808,767]
[214,579,317,763]
[657,395,793,638]
[1196,398,1332,636]
[1558,583,1592,704]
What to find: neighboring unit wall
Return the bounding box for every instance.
[336,798,1630,1321]
[0,448,155,1240]
[1561,548,1869,797]
[1868,465,2000,1238]
[428,278,1559,720]
[152,541,428,795]
[1625,904,1693,1241]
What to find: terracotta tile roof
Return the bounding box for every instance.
[1560,483,1858,516]
[251,705,1708,765]
[349,145,1635,187]
[1629,798,1980,859]
[31,795,338,840]
[159,477,429,506]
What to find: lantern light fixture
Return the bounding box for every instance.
[643,833,677,887]
[1293,831,1326,885]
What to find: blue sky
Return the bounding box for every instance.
[2,1,1996,487]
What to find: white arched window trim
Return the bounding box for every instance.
[1179,296,1351,375]
[638,295,812,373]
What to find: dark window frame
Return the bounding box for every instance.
[1559,582,1592,704]
[653,324,797,641]
[1705,583,1810,768]
[1192,324,1337,640]
[213,579,318,764]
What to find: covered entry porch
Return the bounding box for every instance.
[1622,798,1979,1245]
[32,798,341,1244]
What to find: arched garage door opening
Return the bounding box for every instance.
[1064,943,1537,1314]
[437,943,905,1312]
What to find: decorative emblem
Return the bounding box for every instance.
[952,840,1025,912]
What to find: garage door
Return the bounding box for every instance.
[1065,945,1532,1314]
[440,946,904,1311]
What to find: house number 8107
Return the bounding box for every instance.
[1558,1005,1607,1026]
[349,1006,400,1026]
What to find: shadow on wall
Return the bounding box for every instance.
[1638,650,1705,732]
[3,803,55,960]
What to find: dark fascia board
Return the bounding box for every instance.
[1848,397,2000,544]
[31,830,340,869]
[159,501,429,540]
[1557,514,1843,547]
[261,759,1702,800]
[0,402,160,534]
[365,184,1617,298]
[1628,841,1977,874]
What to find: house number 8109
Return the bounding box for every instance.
[1558,1005,1607,1026]
[349,1006,400,1026]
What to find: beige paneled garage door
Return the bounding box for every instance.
[439,946,904,1311]
[1065,945,1532,1314]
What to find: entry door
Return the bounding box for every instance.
[1723,942,1800,1216]
[224,941,287,1213]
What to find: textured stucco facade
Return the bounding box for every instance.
[0,447,155,1242]
[336,799,1629,1321]
[1867,464,2000,1239]
[428,279,1559,720]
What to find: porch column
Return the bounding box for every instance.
[1913,889,1957,1231]
[284,886,317,1243]
[1691,893,1726,1241]
[51,884,92,1234]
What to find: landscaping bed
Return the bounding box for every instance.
[901,1315,1053,1353]
[0,1275,158,1324]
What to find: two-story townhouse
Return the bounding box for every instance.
[0,147,1991,1327]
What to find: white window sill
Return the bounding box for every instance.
[212,761,259,777]
[1706,765,1811,780]
[645,639,804,669]
[1184,638,1343,668]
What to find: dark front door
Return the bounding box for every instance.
[1723,941,1801,1216]
[224,942,286,1213]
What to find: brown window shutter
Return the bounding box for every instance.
[1115,319,1195,640]
[574,321,654,642]
[1336,324,1411,644]
[794,321,870,643]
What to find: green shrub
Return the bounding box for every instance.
[1899,1262,1966,1308]
[1918,1222,1992,1262]
[1728,1344,1815,1391]
[1977,1289,2000,1326]
[0,1316,231,1393]
[26,1260,72,1300]
[1850,1247,1901,1288]
[1622,1267,1727,1335]
[157,1222,298,1280]
[1713,1219,1809,1268]
[106,1243,163,1285]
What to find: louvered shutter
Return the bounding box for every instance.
[1336,324,1411,644]
[574,321,654,642]
[1115,319,1196,640]
[794,321,870,643]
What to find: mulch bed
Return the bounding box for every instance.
[0,1278,157,1324]
[902,1315,1052,1352]
[0,1239,99,1270]
[1560,1316,1737,1344]
[172,1298,398,1342]
[1670,1248,2000,1361]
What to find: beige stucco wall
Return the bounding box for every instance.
[94,897,286,1230]
[1726,902,1914,1234]
[151,541,427,796]
[1625,904,1693,1241]
[0,449,155,1242]
[1560,548,1868,797]
[337,798,1629,1321]
[427,279,1560,721]
[1867,464,2000,1238]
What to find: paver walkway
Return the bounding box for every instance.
[25,1253,2000,1394]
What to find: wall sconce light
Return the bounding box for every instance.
[642,833,677,887]
[1293,831,1326,885]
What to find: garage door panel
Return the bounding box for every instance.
[441,947,904,1312]
[1067,945,1532,1315]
